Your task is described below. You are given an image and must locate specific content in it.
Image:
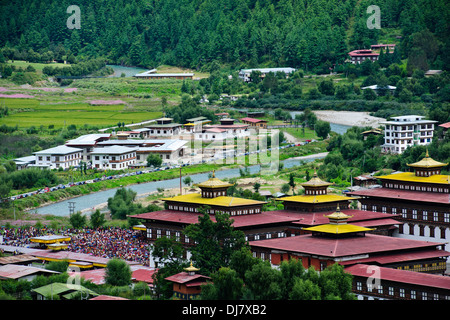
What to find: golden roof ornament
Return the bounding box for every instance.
[407,148,448,169]
[301,168,332,187]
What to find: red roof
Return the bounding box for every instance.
[348,50,379,57]
[249,233,444,258]
[131,210,301,228]
[439,122,450,129]
[348,188,450,204]
[263,209,401,227]
[240,117,267,123]
[340,249,450,266]
[345,264,450,290]
[165,271,210,284]
[80,265,157,285]
[90,295,129,300]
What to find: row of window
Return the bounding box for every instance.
[385,124,433,131]
[38,153,81,162]
[355,281,449,300]
[362,204,450,223]
[166,204,261,215]
[398,223,447,239]
[384,182,448,192]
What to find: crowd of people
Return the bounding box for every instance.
[0,226,151,266]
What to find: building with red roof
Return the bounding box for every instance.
[249,208,449,274]
[348,49,379,64]
[164,262,211,300]
[240,117,268,129]
[347,151,450,252]
[345,264,450,300]
[131,173,401,268]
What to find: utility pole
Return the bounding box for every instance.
[179,167,182,195]
[69,201,75,215]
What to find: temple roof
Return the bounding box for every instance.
[324,205,352,221]
[302,205,373,234]
[162,193,265,207]
[194,171,234,189]
[277,194,353,204]
[407,150,448,169]
[301,171,332,188]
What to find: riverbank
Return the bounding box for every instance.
[314,110,385,128]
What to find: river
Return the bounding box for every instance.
[29,153,327,216]
[107,65,147,77]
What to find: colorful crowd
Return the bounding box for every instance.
[0,226,150,266]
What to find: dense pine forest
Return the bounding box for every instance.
[0,0,448,72]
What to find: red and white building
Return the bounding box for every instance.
[348,49,379,64]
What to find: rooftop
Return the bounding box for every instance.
[0,264,58,280]
[65,133,111,146]
[240,67,296,74]
[347,188,450,204]
[345,264,450,290]
[249,233,445,258]
[377,172,450,185]
[162,193,265,207]
[301,171,332,188]
[241,117,267,123]
[34,145,83,155]
[91,145,138,155]
[130,210,300,228]
[194,171,234,189]
[277,194,353,204]
[407,150,448,169]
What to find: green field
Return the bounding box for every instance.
[6,60,70,74]
[0,98,162,128]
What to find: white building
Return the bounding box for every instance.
[33,146,83,170]
[381,115,437,154]
[65,133,111,161]
[90,146,138,170]
[135,139,188,164]
[238,67,296,82]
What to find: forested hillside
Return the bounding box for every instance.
[0,0,448,72]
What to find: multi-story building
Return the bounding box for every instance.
[238,67,296,82]
[348,151,450,251]
[249,207,449,274]
[348,49,379,64]
[65,133,111,161]
[346,264,450,300]
[90,145,137,170]
[381,115,437,154]
[33,146,83,170]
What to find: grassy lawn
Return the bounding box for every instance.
[6,60,70,74]
[156,64,210,79]
[0,98,162,128]
[282,126,318,140]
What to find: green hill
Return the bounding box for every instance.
[0,0,448,72]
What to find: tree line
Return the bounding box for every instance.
[0,0,447,73]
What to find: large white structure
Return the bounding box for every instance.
[238,67,296,82]
[33,146,83,170]
[90,146,138,170]
[65,133,111,161]
[381,115,437,154]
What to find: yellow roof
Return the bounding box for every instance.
[378,172,450,185]
[194,171,234,189]
[324,206,352,220]
[407,150,448,168]
[303,224,374,234]
[277,194,353,204]
[184,261,199,272]
[162,193,265,207]
[301,171,332,187]
[30,235,71,244]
